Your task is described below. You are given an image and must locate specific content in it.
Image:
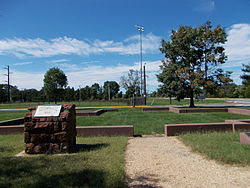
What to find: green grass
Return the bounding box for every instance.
[77,108,250,135]
[0,98,228,109]
[0,135,127,188]
[0,100,128,109]
[179,131,250,166]
[0,111,27,121]
[147,98,227,106]
[235,107,250,110]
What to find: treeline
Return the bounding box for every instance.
[150,83,249,98]
[0,81,123,103]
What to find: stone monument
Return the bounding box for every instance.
[24,104,77,154]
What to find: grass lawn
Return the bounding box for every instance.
[77,108,250,135]
[0,98,228,109]
[0,111,27,122]
[0,100,128,109]
[147,98,227,106]
[179,131,250,166]
[0,135,127,188]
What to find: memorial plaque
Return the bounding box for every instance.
[34,105,62,117]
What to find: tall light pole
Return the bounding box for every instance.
[4,65,11,103]
[135,25,144,96]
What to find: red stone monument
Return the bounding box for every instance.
[24,104,77,154]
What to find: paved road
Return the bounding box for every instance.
[207,98,250,106]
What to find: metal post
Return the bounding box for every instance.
[4,65,10,103]
[108,85,111,101]
[143,64,147,105]
[135,25,144,96]
[140,29,143,96]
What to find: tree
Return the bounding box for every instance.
[64,86,75,101]
[103,81,120,100]
[159,21,228,107]
[157,61,187,104]
[43,67,68,103]
[120,69,140,98]
[91,83,103,100]
[0,84,7,103]
[241,63,250,86]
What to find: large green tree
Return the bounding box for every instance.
[159,21,229,107]
[157,61,187,104]
[43,67,68,103]
[91,83,103,100]
[103,81,120,100]
[241,63,250,86]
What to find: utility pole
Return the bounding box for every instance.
[108,85,111,101]
[143,64,147,105]
[79,86,82,101]
[135,25,144,96]
[4,65,10,103]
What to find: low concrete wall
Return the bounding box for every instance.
[0,125,134,137]
[77,126,134,137]
[76,109,104,116]
[76,109,118,116]
[0,125,24,134]
[169,107,180,113]
[143,107,169,111]
[240,132,250,145]
[165,119,250,136]
[169,107,228,113]
[104,108,118,112]
[228,108,250,115]
[165,122,232,136]
[0,118,24,126]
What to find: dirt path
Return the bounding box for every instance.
[126,136,250,188]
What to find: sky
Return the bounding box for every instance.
[0,0,249,93]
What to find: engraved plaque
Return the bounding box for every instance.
[34,105,62,117]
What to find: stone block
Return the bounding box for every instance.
[24,104,76,154]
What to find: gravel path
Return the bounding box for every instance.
[126,136,250,188]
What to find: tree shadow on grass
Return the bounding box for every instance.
[30,169,106,188]
[75,143,109,152]
[127,173,163,188]
[0,156,107,188]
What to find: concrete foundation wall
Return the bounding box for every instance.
[228,108,250,115]
[143,107,169,111]
[165,120,250,136]
[76,109,118,116]
[240,132,250,145]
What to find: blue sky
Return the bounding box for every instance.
[0,0,250,93]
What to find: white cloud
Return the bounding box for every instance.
[216,23,250,84]
[56,63,79,71]
[0,33,161,58]
[8,60,162,90]
[10,71,44,89]
[47,59,70,63]
[225,23,250,64]
[13,61,32,66]
[195,0,215,12]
